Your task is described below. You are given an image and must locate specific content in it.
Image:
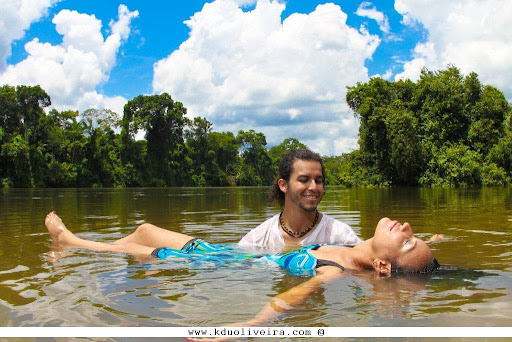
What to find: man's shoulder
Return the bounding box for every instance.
[238,214,281,246]
[319,212,347,225]
[314,212,362,245]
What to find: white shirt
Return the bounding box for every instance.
[238,213,362,249]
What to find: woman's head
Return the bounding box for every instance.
[370,217,439,275]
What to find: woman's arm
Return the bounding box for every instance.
[185,268,342,342]
[239,266,343,326]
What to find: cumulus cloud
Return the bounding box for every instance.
[234,0,257,8]
[0,4,138,115]
[0,0,60,71]
[153,0,379,155]
[355,1,390,33]
[395,0,512,99]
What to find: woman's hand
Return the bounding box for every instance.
[426,234,444,243]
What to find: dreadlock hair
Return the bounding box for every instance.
[269,148,325,207]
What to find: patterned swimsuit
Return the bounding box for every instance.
[152,239,345,276]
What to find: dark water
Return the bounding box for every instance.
[0,187,511,327]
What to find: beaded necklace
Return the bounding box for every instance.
[279,210,319,238]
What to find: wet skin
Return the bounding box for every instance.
[371,217,433,271]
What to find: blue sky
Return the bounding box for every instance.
[1,0,510,155]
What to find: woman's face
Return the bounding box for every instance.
[372,217,433,272]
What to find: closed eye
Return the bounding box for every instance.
[404,238,417,251]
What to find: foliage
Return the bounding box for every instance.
[418,143,482,186]
[1,66,511,189]
[0,85,302,188]
[343,66,512,187]
[235,130,274,186]
[121,93,187,186]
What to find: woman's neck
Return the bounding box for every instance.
[343,239,377,271]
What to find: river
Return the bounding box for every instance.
[0,186,511,329]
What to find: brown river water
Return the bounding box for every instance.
[0,186,511,330]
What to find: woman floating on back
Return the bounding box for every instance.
[44,211,440,325]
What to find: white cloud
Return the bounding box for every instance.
[395,0,512,99]
[355,1,390,33]
[153,0,379,155]
[234,0,257,8]
[0,4,138,115]
[0,0,60,71]
[371,68,393,80]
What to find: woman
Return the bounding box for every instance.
[45,211,439,276]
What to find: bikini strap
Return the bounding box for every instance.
[316,259,345,271]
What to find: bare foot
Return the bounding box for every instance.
[45,211,75,246]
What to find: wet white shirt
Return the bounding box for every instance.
[238,213,362,249]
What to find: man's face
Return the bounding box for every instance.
[281,160,324,212]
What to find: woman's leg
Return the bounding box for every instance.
[113,223,193,250]
[45,212,159,256]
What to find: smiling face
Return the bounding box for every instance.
[280,159,324,213]
[371,217,433,273]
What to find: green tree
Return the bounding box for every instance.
[1,134,32,187]
[487,131,512,181]
[184,117,213,186]
[86,126,125,187]
[121,93,187,186]
[345,66,511,186]
[346,77,421,184]
[336,150,387,187]
[415,67,470,151]
[268,137,307,171]
[16,85,51,145]
[0,85,19,137]
[386,108,422,184]
[419,143,481,186]
[468,85,509,155]
[236,130,273,186]
[0,85,51,187]
[205,131,239,186]
[42,109,89,187]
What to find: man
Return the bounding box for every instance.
[59,148,361,251]
[238,148,362,248]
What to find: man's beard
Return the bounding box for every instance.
[289,191,323,212]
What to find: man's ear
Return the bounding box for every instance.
[278,179,287,193]
[372,259,392,275]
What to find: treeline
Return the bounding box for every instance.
[334,66,512,186]
[0,86,307,188]
[1,66,511,188]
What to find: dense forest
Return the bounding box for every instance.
[339,66,512,186]
[0,85,306,188]
[1,66,511,188]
